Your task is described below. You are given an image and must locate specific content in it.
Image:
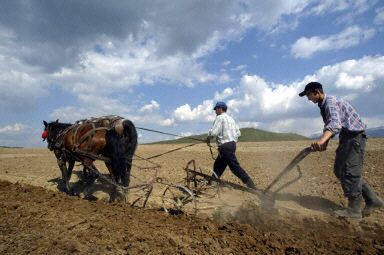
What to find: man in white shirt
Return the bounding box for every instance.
[207,102,256,189]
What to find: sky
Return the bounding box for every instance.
[0,0,384,146]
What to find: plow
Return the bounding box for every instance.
[125,146,313,215]
[166,146,312,214]
[69,143,313,214]
[43,116,314,214]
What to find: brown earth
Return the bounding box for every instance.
[1,139,384,254]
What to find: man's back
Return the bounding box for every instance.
[320,95,366,133]
[209,113,240,145]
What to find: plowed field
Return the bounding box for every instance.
[1,139,383,254]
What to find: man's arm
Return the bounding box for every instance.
[207,116,223,139]
[312,97,341,151]
[312,130,333,151]
[323,96,342,134]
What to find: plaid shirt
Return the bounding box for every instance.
[208,113,241,145]
[319,95,366,134]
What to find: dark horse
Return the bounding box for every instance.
[42,116,137,197]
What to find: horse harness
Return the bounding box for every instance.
[52,115,126,163]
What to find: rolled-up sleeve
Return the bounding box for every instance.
[324,97,342,134]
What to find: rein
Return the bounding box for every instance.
[136,126,217,160]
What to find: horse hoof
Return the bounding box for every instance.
[68,189,75,196]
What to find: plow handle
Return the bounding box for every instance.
[263,147,313,194]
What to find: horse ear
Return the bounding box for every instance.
[43,121,48,127]
[55,119,59,123]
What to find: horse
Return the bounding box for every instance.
[42,116,138,198]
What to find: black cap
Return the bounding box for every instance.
[298,82,323,97]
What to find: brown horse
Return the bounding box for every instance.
[42,116,137,197]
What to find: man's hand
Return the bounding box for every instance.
[311,139,328,151]
[311,130,332,151]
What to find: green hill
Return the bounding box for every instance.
[152,127,308,144]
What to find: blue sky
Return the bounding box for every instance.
[0,0,384,146]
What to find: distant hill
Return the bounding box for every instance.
[152,128,308,144]
[309,126,384,139]
[0,146,24,149]
[366,126,384,137]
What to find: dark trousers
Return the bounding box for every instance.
[213,141,255,187]
[334,130,376,201]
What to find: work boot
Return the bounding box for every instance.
[334,197,362,219]
[244,179,256,189]
[362,197,384,217]
[362,182,384,216]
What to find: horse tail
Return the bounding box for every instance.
[122,119,138,157]
[110,119,138,187]
[105,119,137,187]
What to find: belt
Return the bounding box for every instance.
[340,128,365,137]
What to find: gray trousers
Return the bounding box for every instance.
[334,130,377,202]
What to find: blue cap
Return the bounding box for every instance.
[213,101,227,110]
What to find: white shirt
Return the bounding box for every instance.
[208,112,241,145]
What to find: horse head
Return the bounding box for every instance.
[42,119,71,151]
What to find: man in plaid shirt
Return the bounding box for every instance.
[207,102,256,189]
[299,82,383,218]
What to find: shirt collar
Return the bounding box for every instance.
[318,94,327,108]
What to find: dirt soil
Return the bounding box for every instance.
[1,139,384,254]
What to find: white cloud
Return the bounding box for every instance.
[0,54,47,113]
[335,72,374,90]
[261,117,324,137]
[180,131,193,137]
[291,26,375,58]
[238,121,261,129]
[214,88,234,101]
[160,118,175,127]
[140,100,160,113]
[0,1,324,97]
[49,94,131,123]
[244,0,308,30]
[374,7,384,25]
[168,55,384,135]
[0,123,26,134]
[231,65,247,73]
[1,1,383,146]
[222,60,231,66]
[52,45,224,95]
[173,100,215,122]
[364,115,384,129]
[0,0,337,120]
[309,0,374,15]
[229,75,300,116]
[309,56,384,92]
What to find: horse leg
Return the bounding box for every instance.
[121,158,132,188]
[57,157,72,194]
[81,158,99,199]
[65,159,75,195]
[82,166,89,178]
[105,162,116,182]
[110,158,131,203]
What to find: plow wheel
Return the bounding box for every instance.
[184,160,220,199]
[161,185,196,215]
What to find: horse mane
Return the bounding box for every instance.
[49,121,72,129]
